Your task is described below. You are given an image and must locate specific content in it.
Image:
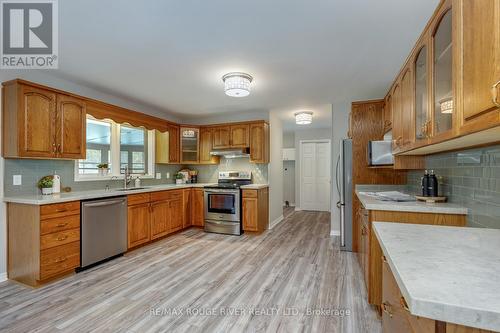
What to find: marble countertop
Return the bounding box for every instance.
[355,189,468,215]
[3,183,270,205]
[373,222,500,331]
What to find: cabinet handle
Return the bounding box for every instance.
[381,255,387,263]
[56,223,68,227]
[400,296,410,312]
[52,143,57,153]
[382,302,393,318]
[55,209,67,213]
[55,257,67,263]
[492,80,500,107]
[56,235,68,241]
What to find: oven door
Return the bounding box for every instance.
[204,189,240,222]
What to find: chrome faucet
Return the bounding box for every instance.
[123,165,132,189]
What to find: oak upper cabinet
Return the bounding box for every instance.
[414,42,431,144]
[400,66,414,148]
[249,122,269,163]
[57,94,86,159]
[2,81,86,159]
[383,93,392,133]
[180,127,199,164]
[431,3,454,138]
[456,0,500,135]
[199,127,219,164]
[212,126,231,149]
[191,188,204,227]
[391,82,403,153]
[230,124,249,147]
[169,125,180,163]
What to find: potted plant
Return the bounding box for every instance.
[174,173,184,184]
[97,163,109,176]
[37,176,54,195]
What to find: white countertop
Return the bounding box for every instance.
[355,189,468,215]
[373,222,500,331]
[3,183,270,205]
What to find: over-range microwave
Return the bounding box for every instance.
[367,140,394,166]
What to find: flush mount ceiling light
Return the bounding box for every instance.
[439,97,453,114]
[222,72,253,97]
[295,111,313,125]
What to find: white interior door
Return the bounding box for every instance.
[300,141,331,211]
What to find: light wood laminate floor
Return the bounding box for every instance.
[0,210,381,333]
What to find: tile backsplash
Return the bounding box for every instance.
[407,145,500,228]
[3,157,268,196]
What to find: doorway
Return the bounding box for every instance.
[299,140,331,211]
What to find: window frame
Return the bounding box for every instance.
[74,117,155,182]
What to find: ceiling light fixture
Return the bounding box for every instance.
[222,72,253,97]
[295,111,313,125]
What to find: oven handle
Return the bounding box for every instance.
[204,189,240,194]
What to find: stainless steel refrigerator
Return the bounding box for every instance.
[336,139,353,252]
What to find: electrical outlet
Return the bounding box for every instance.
[156,172,161,180]
[13,175,22,186]
[166,172,170,179]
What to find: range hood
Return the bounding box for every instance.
[210,148,250,159]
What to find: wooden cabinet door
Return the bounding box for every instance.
[180,127,199,163]
[230,124,249,147]
[391,82,403,152]
[242,197,258,231]
[183,188,191,228]
[169,196,184,232]
[127,203,151,248]
[212,126,231,149]
[384,93,392,132]
[458,0,500,134]
[169,126,180,163]
[401,67,414,148]
[56,94,86,159]
[199,128,218,164]
[19,85,57,158]
[382,260,413,333]
[191,189,204,227]
[249,122,269,163]
[150,201,170,240]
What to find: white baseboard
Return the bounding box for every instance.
[330,230,340,236]
[283,203,296,207]
[294,206,302,211]
[0,272,7,283]
[269,215,284,229]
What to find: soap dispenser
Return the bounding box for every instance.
[52,172,61,194]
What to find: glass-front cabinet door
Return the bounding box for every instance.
[180,127,199,163]
[432,8,453,136]
[414,45,429,141]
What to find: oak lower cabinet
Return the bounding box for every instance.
[2,80,86,159]
[127,189,189,250]
[191,188,204,227]
[242,187,269,232]
[358,207,466,310]
[382,256,494,333]
[7,201,81,287]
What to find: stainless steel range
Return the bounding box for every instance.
[204,171,251,235]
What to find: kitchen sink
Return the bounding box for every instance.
[115,187,149,191]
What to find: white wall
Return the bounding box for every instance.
[294,128,333,209]
[330,101,350,235]
[268,111,284,226]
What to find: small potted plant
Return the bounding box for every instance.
[174,173,184,184]
[97,163,109,176]
[38,176,54,195]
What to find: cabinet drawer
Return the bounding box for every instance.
[128,193,151,206]
[40,228,80,250]
[40,201,80,220]
[242,190,258,198]
[40,241,80,280]
[41,215,80,235]
[150,190,183,202]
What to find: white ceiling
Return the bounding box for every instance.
[50,0,439,126]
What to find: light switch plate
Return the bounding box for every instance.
[13,175,22,186]
[166,172,170,179]
[156,172,161,180]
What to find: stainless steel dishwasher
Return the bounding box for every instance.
[80,196,127,269]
